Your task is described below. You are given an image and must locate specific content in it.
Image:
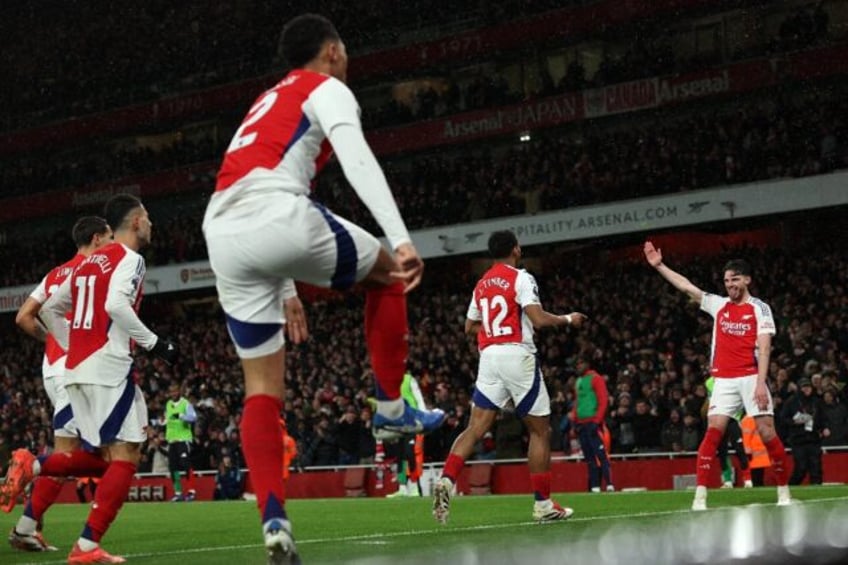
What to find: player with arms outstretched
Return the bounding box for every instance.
[1,195,177,564]
[432,231,586,524]
[5,216,112,553]
[203,14,444,564]
[644,241,790,510]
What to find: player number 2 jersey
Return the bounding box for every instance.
[214,69,360,199]
[701,293,776,378]
[467,263,540,352]
[29,253,86,377]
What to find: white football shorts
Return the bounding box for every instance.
[43,374,77,439]
[473,344,550,418]
[708,374,773,418]
[65,380,148,448]
[204,188,381,358]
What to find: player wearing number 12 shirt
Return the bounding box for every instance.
[432,231,587,525]
[1,195,177,564]
[203,14,442,564]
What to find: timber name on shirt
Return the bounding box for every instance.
[701,292,776,378]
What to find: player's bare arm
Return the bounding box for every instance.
[754,333,772,411]
[523,305,587,329]
[465,318,481,336]
[391,242,424,292]
[15,297,48,342]
[643,241,703,302]
[283,296,308,344]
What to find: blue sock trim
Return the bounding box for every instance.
[81,523,96,542]
[23,500,35,519]
[262,494,287,524]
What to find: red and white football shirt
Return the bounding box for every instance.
[701,293,776,378]
[215,69,358,196]
[46,243,157,386]
[467,263,540,352]
[29,253,85,378]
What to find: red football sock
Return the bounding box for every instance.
[442,453,466,483]
[365,282,407,401]
[764,436,789,486]
[39,450,109,478]
[241,394,286,523]
[695,427,723,487]
[23,477,64,522]
[81,461,136,543]
[530,472,552,502]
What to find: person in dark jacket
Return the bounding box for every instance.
[781,378,829,485]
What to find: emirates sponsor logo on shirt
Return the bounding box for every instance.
[720,319,752,336]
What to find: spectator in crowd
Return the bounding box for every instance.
[821,388,848,447]
[632,398,662,452]
[336,406,362,465]
[303,417,339,467]
[661,408,684,452]
[782,378,828,485]
[214,455,243,501]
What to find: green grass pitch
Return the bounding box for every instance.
[2,487,847,564]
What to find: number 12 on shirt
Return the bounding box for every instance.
[480,295,513,337]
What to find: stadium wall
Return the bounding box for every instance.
[47,451,848,503]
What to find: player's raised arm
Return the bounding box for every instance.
[41,276,73,349]
[643,241,703,302]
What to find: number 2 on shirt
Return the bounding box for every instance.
[480,295,513,337]
[226,91,279,153]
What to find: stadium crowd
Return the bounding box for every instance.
[1,0,588,130]
[2,239,847,473]
[0,82,845,288]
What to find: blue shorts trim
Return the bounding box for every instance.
[472,387,500,411]
[225,314,281,349]
[312,202,358,290]
[99,378,136,445]
[53,403,73,431]
[515,358,542,418]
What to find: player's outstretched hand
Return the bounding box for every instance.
[391,242,424,293]
[643,241,663,267]
[151,337,178,365]
[284,296,309,344]
[566,312,588,327]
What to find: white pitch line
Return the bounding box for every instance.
[19,495,848,565]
